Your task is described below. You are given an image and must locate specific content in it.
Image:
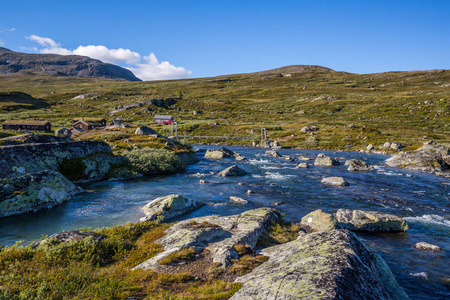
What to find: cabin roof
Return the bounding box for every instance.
[2,120,50,126]
[154,115,173,119]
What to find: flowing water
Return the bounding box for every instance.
[0,146,449,299]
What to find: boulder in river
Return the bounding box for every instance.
[345,159,374,171]
[133,208,279,270]
[335,209,408,232]
[0,170,84,218]
[205,147,234,160]
[314,153,339,166]
[140,194,204,222]
[295,162,308,168]
[231,229,409,300]
[229,196,248,205]
[321,176,349,186]
[299,209,338,232]
[218,165,247,177]
[414,242,442,252]
[265,150,281,158]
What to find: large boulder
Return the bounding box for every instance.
[335,209,408,232]
[345,159,374,171]
[133,208,279,270]
[140,194,204,222]
[54,127,72,138]
[205,147,234,160]
[314,153,339,166]
[321,176,349,186]
[218,165,247,177]
[0,170,84,218]
[231,230,409,300]
[299,209,338,232]
[385,141,449,177]
[134,126,159,136]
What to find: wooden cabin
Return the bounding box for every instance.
[72,118,106,131]
[2,120,51,132]
[154,115,174,124]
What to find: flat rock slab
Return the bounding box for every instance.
[140,194,204,222]
[133,208,279,270]
[414,242,442,252]
[335,209,408,232]
[321,176,349,186]
[231,230,409,300]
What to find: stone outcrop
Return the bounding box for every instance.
[345,159,375,171]
[0,133,72,146]
[110,98,176,114]
[321,176,349,186]
[218,165,247,177]
[299,209,338,232]
[231,230,409,300]
[133,208,279,270]
[205,147,234,160]
[54,128,72,138]
[314,153,339,166]
[0,170,84,218]
[385,141,449,177]
[414,242,442,251]
[32,230,105,248]
[0,141,111,179]
[140,194,204,222]
[335,209,408,232]
[72,153,130,181]
[134,126,159,136]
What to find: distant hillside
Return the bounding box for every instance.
[0,48,141,81]
[247,65,334,76]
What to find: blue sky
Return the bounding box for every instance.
[0,0,449,80]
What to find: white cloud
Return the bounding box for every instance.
[8,28,16,32]
[26,34,191,80]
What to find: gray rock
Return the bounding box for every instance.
[229,196,248,205]
[140,194,204,222]
[33,230,105,249]
[0,170,84,218]
[299,209,338,232]
[231,230,409,300]
[295,163,308,168]
[335,209,409,232]
[414,242,442,251]
[133,208,279,270]
[345,159,374,171]
[134,126,159,136]
[54,127,72,138]
[321,176,349,186]
[367,143,374,151]
[314,153,339,166]
[265,150,281,158]
[218,165,247,177]
[205,147,234,160]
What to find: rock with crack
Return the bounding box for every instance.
[299,209,339,232]
[314,153,339,166]
[218,165,247,177]
[335,209,408,232]
[230,230,409,300]
[345,159,375,171]
[133,208,279,270]
[140,194,204,222]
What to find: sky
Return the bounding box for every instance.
[0,0,449,81]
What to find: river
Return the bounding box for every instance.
[0,146,449,299]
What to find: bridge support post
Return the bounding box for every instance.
[261,128,267,147]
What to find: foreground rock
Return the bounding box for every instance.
[218,165,247,177]
[204,147,234,159]
[299,209,338,232]
[314,153,339,166]
[32,230,105,249]
[231,230,409,300]
[140,194,204,222]
[335,209,408,232]
[229,196,248,205]
[133,208,279,270]
[414,242,442,252]
[321,176,349,186]
[345,159,375,171]
[0,170,84,218]
[385,141,449,177]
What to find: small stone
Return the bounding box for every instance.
[199,180,207,184]
[367,144,374,151]
[295,163,308,168]
[321,177,349,186]
[218,165,247,177]
[246,190,254,194]
[414,242,442,252]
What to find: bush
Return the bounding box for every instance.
[123,147,186,176]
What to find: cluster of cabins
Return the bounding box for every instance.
[1,115,175,135]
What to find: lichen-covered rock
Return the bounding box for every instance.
[133,208,279,270]
[314,153,339,166]
[140,194,204,222]
[335,209,408,232]
[0,141,111,179]
[414,242,442,252]
[32,230,105,248]
[135,126,159,136]
[205,147,234,159]
[218,165,247,177]
[231,230,409,300]
[385,141,449,177]
[299,209,338,232]
[0,170,84,218]
[321,176,349,186]
[176,152,200,165]
[345,159,375,171]
[229,196,248,205]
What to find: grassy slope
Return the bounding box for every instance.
[0,68,448,151]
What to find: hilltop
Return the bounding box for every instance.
[0,48,141,81]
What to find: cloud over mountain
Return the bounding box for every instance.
[26,35,191,80]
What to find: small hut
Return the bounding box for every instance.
[72,118,106,131]
[2,120,51,132]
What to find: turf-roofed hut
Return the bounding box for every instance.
[72,118,107,131]
[2,120,51,132]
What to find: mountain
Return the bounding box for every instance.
[244,65,335,76]
[0,47,141,81]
